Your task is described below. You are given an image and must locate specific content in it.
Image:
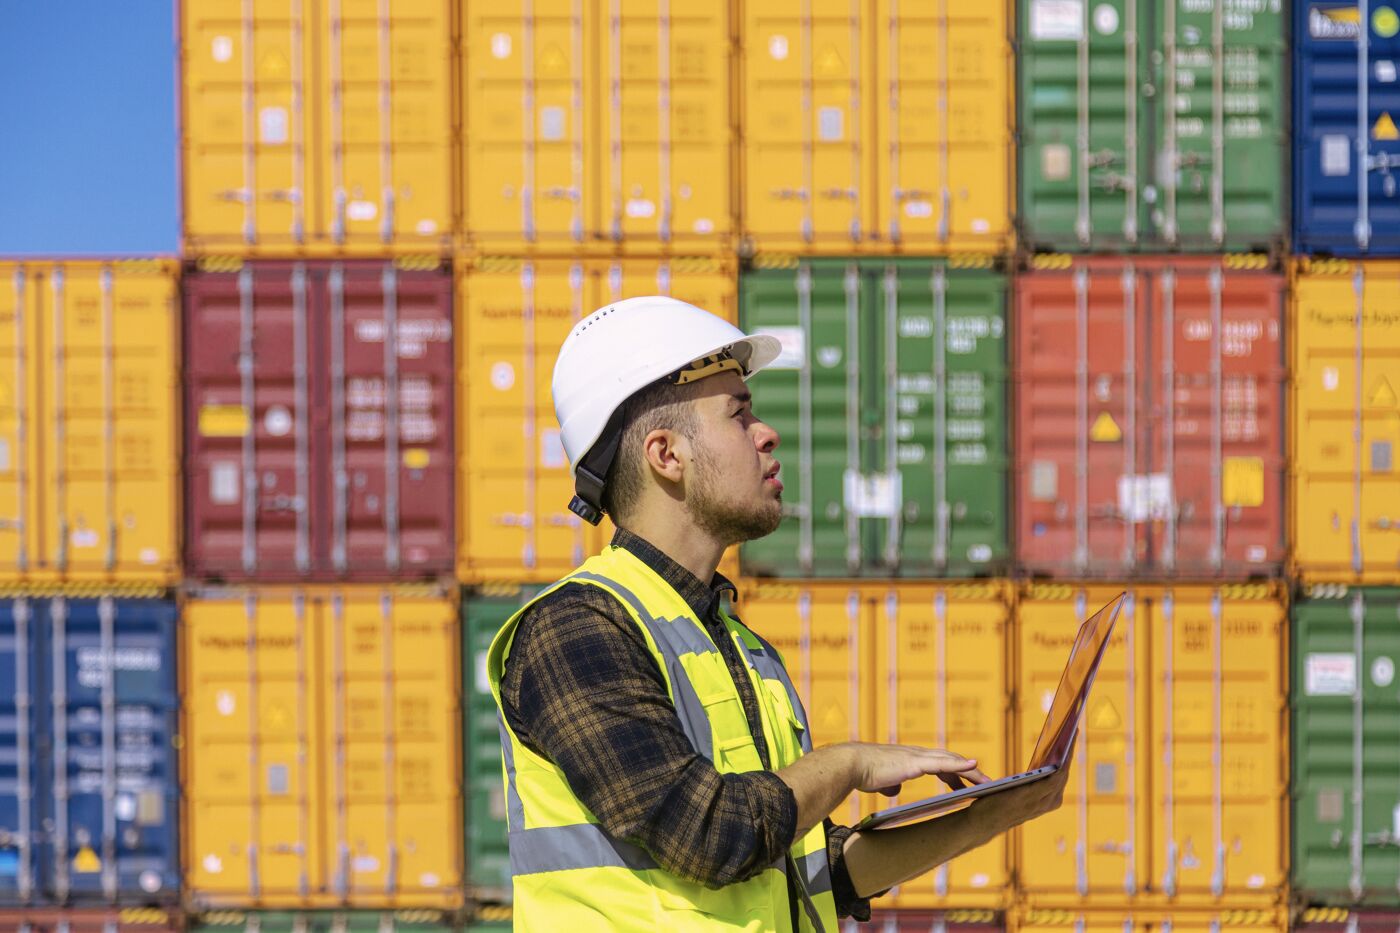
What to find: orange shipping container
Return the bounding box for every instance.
[0,260,179,584]
[462,0,734,252]
[180,0,453,255]
[457,256,734,582]
[182,587,462,910]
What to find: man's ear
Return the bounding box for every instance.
[642,428,688,484]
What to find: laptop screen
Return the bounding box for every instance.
[1027,594,1125,771]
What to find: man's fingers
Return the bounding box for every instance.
[937,771,968,790]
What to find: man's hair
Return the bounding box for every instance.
[600,378,706,523]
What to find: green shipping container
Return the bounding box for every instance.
[739,260,1009,577]
[191,912,456,932]
[1294,586,1400,905]
[1018,0,1286,252]
[463,588,540,905]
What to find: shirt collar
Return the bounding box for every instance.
[610,527,736,620]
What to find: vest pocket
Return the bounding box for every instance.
[700,691,766,772]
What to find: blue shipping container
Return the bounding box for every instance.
[0,598,179,906]
[1296,0,1400,254]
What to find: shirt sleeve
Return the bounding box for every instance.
[500,583,800,889]
[823,820,875,920]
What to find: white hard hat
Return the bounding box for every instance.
[552,295,782,524]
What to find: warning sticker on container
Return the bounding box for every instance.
[1222,456,1264,507]
[844,469,901,518]
[1305,653,1357,696]
[1118,473,1173,522]
[1030,0,1084,40]
[756,326,805,370]
[199,404,250,437]
[1308,5,1363,40]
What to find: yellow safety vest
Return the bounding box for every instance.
[487,545,840,932]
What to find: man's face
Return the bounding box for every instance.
[684,370,784,545]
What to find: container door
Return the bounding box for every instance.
[0,267,29,578]
[1295,1,1400,256]
[44,598,179,904]
[0,599,41,904]
[1019,0,1148,251]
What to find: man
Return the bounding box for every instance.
[486,296,1068,931]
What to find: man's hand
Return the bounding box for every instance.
[972,757,1071,833]
[849,742,991,797]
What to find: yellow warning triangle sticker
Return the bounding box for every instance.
[73,846,101,873]
[1369,375,1398,408]
[815,45,844,75]
[1374,111,1400,141]
[818,701,844,732]
[540,43,567,75]
[1090,411,1122,442]
[1088,697,1121,730]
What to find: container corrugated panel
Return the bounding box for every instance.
[0,908,182,932]
[863,909,1004,932]
[1014,908,1286,933]
[1146,584,1288,904]
[742,1,1013,255]
[190,910,455,931]
[1293,261,1400,583]
[457,256,733,583]
[737,582,873,830]
[182,588,462,909]
[462,586,542,904]
[462,0,733,253]
[1017,584,1288,904]
[180,0,453,255]
[871,585,1011,910]
[1016,585,1152,901]
[740,260,1009,578]
[1017,0,1287,253]
[0,261,179,585]
[1294,2,1400,256]
[1292,585,1400,905]
[1015,257,1287,579]
[0,598,179,907]
[184,261,455,582]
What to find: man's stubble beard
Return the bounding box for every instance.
[686,440,783,545]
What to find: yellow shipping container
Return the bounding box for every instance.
[181,0,453,255]
[0,260,179,584]
[1293,260,1400,582]
[740,0,1012,255]
[462,0,733,252]
[1013,907,1286,933]
[182,587,462,909]
[457,256,735,582]
[1015,585,1288,906]
[871,583,1012,910]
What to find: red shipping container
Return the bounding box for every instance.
[184,261,455,581]
[0,908,182,932]
[1015,258,1285,578]
[1295,912,1400,933]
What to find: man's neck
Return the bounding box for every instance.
[617,512,727,585]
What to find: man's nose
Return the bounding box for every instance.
[754,419,780,452]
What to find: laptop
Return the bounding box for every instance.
[854,592,1126,832]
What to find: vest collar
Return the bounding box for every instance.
[609,527,737,621]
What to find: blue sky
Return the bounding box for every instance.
[0,2,178,255]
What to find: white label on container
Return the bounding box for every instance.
[970,873,990,887]
[347,200,377,221]
[693,218,714,234]
[415,218,438,235]
[212,35,234,63]
[540,429,567,469]
[625,198,656,218]
[1093,3,1119,34]
[1373,656,1395,687]
[1305,653,1357,696]
[967,544,993,564]
[420,872,441,887]
[1031,460,1059,501]
[1322,134,1351,177]
[843,470,901,518]
[139,548,159,565]
[353,856,380,873]
[476,654,491,696]
[768,35,790,60]
[1117,473,1174,522]
[904,200,934,218]
[817,346,842,368]
[115,794,136,822]
[71,528,98,548]
[259,106,289,145]
[490,361,515,391]
[264,405,292,437]
[1393,803,1400,840]
[1041,688,1055,713]
[759,326,806,370]
[1323,365,1341,391]
[1031,0,1084,40]
[140,870,162,893]
[971,218,991,233]
[539,106,565,141]
[1247,545,1267,563]
[1247,874,1266,889]
[0,438,9,472]
[216,690,237,716]
[817,106,845,141]
[211,461,240,505]
[1378,60,1398,82]
[203,854,223,875]
[491,32,512,59]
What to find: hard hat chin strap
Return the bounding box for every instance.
[569,406,628,526]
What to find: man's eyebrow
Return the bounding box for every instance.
[730,391,752,405]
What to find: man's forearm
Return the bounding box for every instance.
[775,745,857,838]
[840,802,1006,898]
